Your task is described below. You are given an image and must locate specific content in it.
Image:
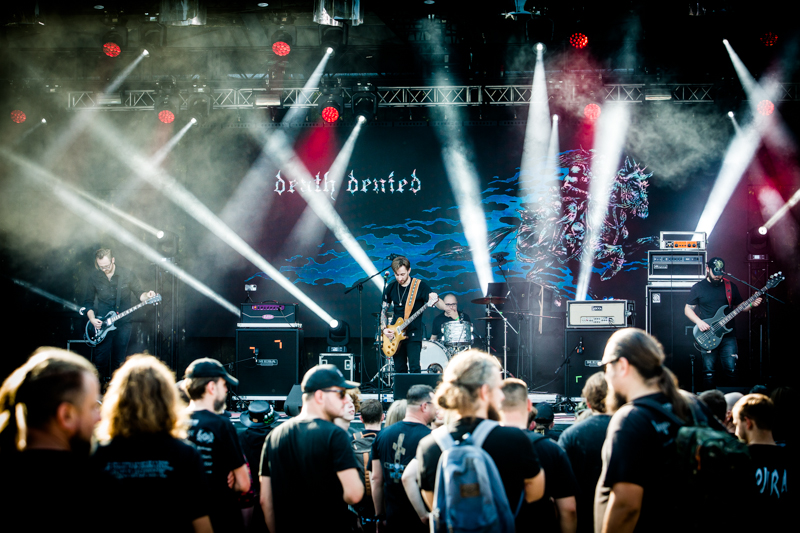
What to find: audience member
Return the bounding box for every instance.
[0,348,100,528]
[698,389,726,424]
[184,358,250,532]
[416,350,545,516]
[371,385,436,533]
[557,372,611,533]
[532,402,563,441]
[501,378,578,533]
[92,354,212,532]
[335,388,360,434]
[732,394,790,524]
[260,364,363,533]
[352,398,383,531]
[385,399,407,427]
[594,328,691,533]
[237,401,277,533]
[723,391,744,433]
[769,386,793,446]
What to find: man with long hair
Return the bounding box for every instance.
[594,328,691,533]
[91,355,212,532]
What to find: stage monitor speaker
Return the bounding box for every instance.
[284,384,303,417]
[646,286,696,392]
[564,328,620,398]
[393,373,442,400]
[235,328,302,398]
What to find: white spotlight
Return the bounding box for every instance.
[357,115,367,124]
[722,39,729,44]
[190,117,197,124]
[142,49,150,57]
[536,43,544,51]
[329,319,339,329]
[758,226,768,235]
[553,114,559,121]
[326,47,334,54]
[41,118,47,124]
[727,111,734,118]
[157,230,165,239]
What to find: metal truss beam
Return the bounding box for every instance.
[66,83,799,111]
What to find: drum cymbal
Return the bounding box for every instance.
[471,296,508,305]
[475,316,502,321]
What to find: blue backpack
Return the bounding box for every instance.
[431,420,519,533]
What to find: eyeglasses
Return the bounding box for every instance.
[320,388,346,399]
[97,262,113,271]
[602,358,620,373]
[445,303,457,307]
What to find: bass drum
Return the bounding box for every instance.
[420,340,449,374]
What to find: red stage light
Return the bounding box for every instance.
[103,42,122,57]
[760,32,778,47]
[321,106,340,123]
[272,41,291,56]
[11,110,27,124]
[158,110,176,124]
[584,103,601,121]
[757,100,775,116]
[570,33,588,49]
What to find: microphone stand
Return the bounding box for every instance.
[489,302,517,379]
[345,265,393,386]
[553,337,582,413]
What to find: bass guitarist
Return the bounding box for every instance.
[80,248,156,382]
[684,257,761,391]
[381,256,446,373]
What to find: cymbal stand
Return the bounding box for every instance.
[490,303,517,379]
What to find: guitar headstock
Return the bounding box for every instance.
[147,294,163,305]
[766,272,784,290]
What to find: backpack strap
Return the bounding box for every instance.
[354,431,363,440]
[432,424,456,452]
[634,398,690,426]
[466,419,499,448]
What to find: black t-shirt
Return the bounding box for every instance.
[370,421,432,525]
[90,433,211,532]
[687,277,743,334]
[80,265,146,318]
[0,449,92,531]
[417,418,541,510]
[518,431,579,533]
[748,444,790,523]
[260,417,361,533]
[431,312,472,339]
[558,414,611,533]
[383,279,433,336]
[595,393,684,533]
[187,410,246,532]
[237,424,274,497]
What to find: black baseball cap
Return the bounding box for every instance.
[707,257,725,276]
[534,402,555,422]
[301,364,359,393]
[185,358,239,387]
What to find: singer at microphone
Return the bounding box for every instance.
[430,293,473,344]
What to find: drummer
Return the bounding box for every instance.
[430,294,472,343]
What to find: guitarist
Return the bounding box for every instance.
[684,257,761,391]
[80,248,157,382]
[381,256,446,373]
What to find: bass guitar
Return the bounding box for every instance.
[693,272,783,351]
[382,293,439,358]
[84,294,162,347]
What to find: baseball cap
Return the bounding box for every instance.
[707,257,725,276]
[185,358,239,387]
[301,364,359,393]
[534,402,555,422]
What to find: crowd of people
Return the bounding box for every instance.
[0,328,791,532]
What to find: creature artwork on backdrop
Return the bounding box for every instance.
[271,148,656,301]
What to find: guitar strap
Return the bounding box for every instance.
[404,278,421,321]
[724,279,732,308]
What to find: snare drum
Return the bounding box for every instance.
[442,320,473,347]
[420,340,449,374]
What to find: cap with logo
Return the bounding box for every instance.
[185,357,239,387]
[707,257,725,277]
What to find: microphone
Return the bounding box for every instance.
[383,271,391,279]
[577,337,584,354]
[386,253,399,260]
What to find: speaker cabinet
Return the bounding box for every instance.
[646,285,697,392]
[393,373,443,400]
[564,328,620,398]
[235,328,302,399]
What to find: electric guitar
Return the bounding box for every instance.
[382,293,439,357]
[692,273,783,351]
[84,294,162,347]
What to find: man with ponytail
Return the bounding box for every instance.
[594,328,691,533]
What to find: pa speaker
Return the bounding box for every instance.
[235,328,302,398]
[393,373,442,400]
[284,384,303,417]
[564,328,620,398]
[646,286,696,392]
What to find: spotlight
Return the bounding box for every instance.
[155,94,179,124]
[584,103,601,121]
[757,226,767,235]
[41,118,46,124]
[318,87,343,123]
[326,47,334,54]
[157,231,165,239]
[186,91,212,123]
[760,32,778,47]
[102,28,126,57]
[351,83,377,122]
[757,99,775,116]
[327,320,350,351]
[553,114,559,121]
[140,22,164,55]
[271,30,292,56]
[142,49,150,57]
[10,109,27,124]
[534,42,547,54]
[569,32,588,49]
[727,111,735,118]
[357,115,366,124]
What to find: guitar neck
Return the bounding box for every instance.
[107,301,148,325]
[719,288,765,326]
[397,302,432,334]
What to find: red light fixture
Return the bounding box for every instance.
[158,110,176,124]
[272,41,291,56]
[760,32,778,47]
[584,103,601,121]
[11,110,27,124]
[103,42,122,57]
[570,33,588,49]
[321,106,340,123]
[757,100,775,116]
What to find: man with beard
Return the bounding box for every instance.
[416,350,545,518]
[685,257,761,391]
[185,358,250,532]
[594,328,693,533]
[0,348,101,528]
